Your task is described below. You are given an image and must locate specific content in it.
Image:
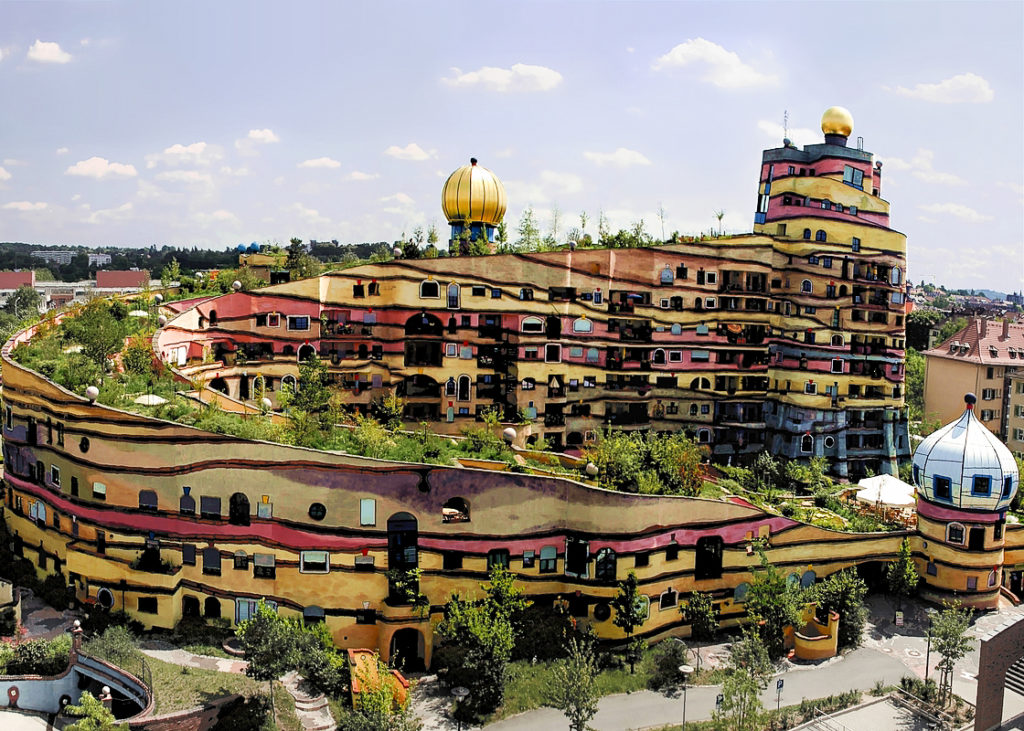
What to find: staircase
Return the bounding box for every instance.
[1006,659,1024,698]
[281,671,335,731]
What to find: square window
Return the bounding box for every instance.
[831,359,843,374]
[634,551,650,568]
[443,552,463,570]
[300,550,329,573]
[257,501,273,519]
[522,550,535,569]
[92,482,106,501]
[200,496,221,519]
[287,316,310,331]
[491,288,502,299]
[927,562,937,576]
[360,498,376,526]
[182,544,196,565]
[267,313,280,327]
[972,476,991,496]
[539,546,558,573]
[669,351,683,363]
[665,544,679,561]
[967,576,978,590]
[947,524,964,543]
[254,553,276,579]
[138,597,158,614]
[487,549,510,570]
[50,465,61,487]
[471,286,486,297]
[934,476,951,500]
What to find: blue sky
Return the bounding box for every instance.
[1,1,1021,292]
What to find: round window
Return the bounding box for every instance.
[823,436,836,449]
[79,437,90,453]
[593,602,611,622]
[308,503,327,521]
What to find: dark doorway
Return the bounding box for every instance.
[229,493,250,526]
[390,628,424,672]
[1011,572,1022,597]
[204,597,221,619]
[694,536,723,580]
[182,595,200,618]
[239,377,250,401]
[970,526,986,551]
[208,377,229,395]
[545,316,561,338]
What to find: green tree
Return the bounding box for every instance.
[610,571,647,673]
[714,209,725,236]
[427,222,439,246]
[3,285,42,319]
[160,258,181,289]
[886,537,919,610]
[236,599,298,695]
[516,206,540,251]
[683,590,719,642]
[905,348,926,419]
[714,630,771,731]
[597,209,610,245]
[745,548,802,660]
[121,336,154,375]
[63,301,126,369]
[932,601,973,706]
[66,691,128,731]
[552,638,599,731]
[495,221,509,251]
[285,237,320,279]
[807,568,868,648]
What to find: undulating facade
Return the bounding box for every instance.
[5,108,990,673]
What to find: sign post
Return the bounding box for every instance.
[776,678,784,712]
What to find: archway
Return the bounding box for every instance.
[238,376,250,401]
[298,344,315,362]
[390,628,425,672]
[405,312,443,336]
[182,595,200,618]
[208,377,229,395]
[229,493,250,526]
[204,597,221,619]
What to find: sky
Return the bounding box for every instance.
[0,1,1022,293]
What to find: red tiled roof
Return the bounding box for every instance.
[924,317,1024,365]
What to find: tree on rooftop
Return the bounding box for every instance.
[516,205,540,252]
[3,285,41,319]
[62,300,125,369]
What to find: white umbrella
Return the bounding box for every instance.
[855,473,916,509]
[127,310,150,318]
[133,394,167,406]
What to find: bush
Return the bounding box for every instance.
[648,640,689,691]
[82,625,138,666]
[80,609,145,638]
[38,573,70,610]
[511,603,580,662]
[6,635,71,676]
[297,622,350,698]
[0,607,17,637]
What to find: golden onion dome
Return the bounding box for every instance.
[441,158,507,226]
[821,106,854,137]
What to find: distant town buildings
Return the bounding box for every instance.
[30,250,75,265]
[1009,372,1024,459]
[88,253,112,267]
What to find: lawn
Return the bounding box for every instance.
[146,655,261,714]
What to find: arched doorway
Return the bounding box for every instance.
[208,377,229,395]
[182,595,200,618]
[204,597,221,619]
[229,493,250,526]
[405,312,443,336]
[298,344,315,362]
[390,628,425,672]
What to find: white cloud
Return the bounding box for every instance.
[346,170,379,181]
[652,38,778,88]
[0,167,10,182]
[27,40,72,64]
[155,170,213,185]
[505,170,584,205]
[756,120,819,148]
[883,149,965,185]
[220,166,250,177]
[56,147,69,155]
[196,209,240,226]
[145,142,222,169]
[235,128,280,155]
[384,142,437,161]
[583,148,652,168]
[3,159,27,167]
[2,201,47,211]
[918,202,992,222]
[381,192,415,206]
[86,202,133,224]
[442,63,563,92]
[287,202,330,225]
[888,72,994,104]
[298,157,341,169]
[71,194,81,202]
[494,148,515,159]
[65,156,138,180]
[538,170,583,194]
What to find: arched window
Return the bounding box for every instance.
[695,536,723,579]
[801,279,812,294]
[586,347,599,363]
[821,200,832,210]
[457,375,471,401]
[800,570,816,588]
[405,312,443,336]
[442,497,470,523]
[652,349,666,365]
[815,230,827,242]
[690,377,710,390]
[521,316,544,333]
[831,334,844,346]
[281,374,297,391]
[734,582,750,603]
[419,280,439,298]
[139,490,158,511]
[697,428,711,443]
[447,283,460,309]
[890,267,902,286]
[229,493,250,526]
[572,318,593,334]
[209,310,218,326]
[946,522,965,544]
[595,548,617,582]
[445,377,457,397]
[802,228,811,240]
[297,344,315,363]
[660,266,674,284]
[801,434,814,453]
[204,596,221,618]
[179,487,195,516]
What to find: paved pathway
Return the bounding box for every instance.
[281,670,336,731]
[138,640,249,674]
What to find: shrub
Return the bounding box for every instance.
[39,573,70,610]
[80,609,145,638]
[0,607,17,637]
[648,640,689,691]
[7,635,71,676]
[82,626,138,666]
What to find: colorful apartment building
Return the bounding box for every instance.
[1007,372,1024,459]
[1,108,957,671]
[923,317,1024,436]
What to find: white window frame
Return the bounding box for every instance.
[287,315,310,331]
[300,550,330,574]
[50,464,61,487]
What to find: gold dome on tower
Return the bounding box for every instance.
[821,106,854,137]
[441,158,507,226]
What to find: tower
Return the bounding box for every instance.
[441,158,506,254]
[754,107,910,479]
[912,393,1019,609]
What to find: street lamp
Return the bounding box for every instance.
[679,664,694,730]
[451,686,469,731]
[924,608,936,680]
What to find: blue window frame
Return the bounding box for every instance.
[972,476,991,496]
[913,465,920,485]
[933,475,952,501]
[1004,476,1014,497]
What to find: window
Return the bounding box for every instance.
[981,410,995,421]
[947,523,965,544]
[694,536,723,580]
[267,313,280,327]
[634,551,650,568]
[565,538,589,578]
[447,283,460,309]
[843,165,864,190]
[300,551,329,573]
[257,500,273,519]
[519,288,534,301]
[572,318,593,334]
[352,283,365,298]
[182,544,196,565]
[804,382,817,395]
[203,547,222,576]
[138,597,158,614]
[92,482,106,501]
[1004,476,1014,498]
[308,503,327,521]
[539,546,558,573]
[706,273,717,285]
[665,543,679,561]
[831,359,843,374]
[926,561,937,576]
[821,257,832,268]
[50,464,61,488]
[851,237,861,251]
[200,496,221,519]
[443,552,463,570]
[801,279,812,294]
[254,553,276,578]
[972,476,991,496]
[967,576,978,591]
[522,316,544,333]
[594,548,617,582]
[801,434,813,453]
[704,297,716,309]
[802,228,811,240]
[4,405,10,430]
[491,288,502,299]
[821,200,831,210]
[287,316,310,331]
[487,549,510,570]
[522,550,535,569]
[360,498,376,526]
[545,344,562,363]
[419,280,439,298]
[234,551,248,570]
[139,490,158,511]
[815,230,826,242]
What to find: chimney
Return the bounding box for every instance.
[1004,318,1010,339]
[980,318,987,338]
